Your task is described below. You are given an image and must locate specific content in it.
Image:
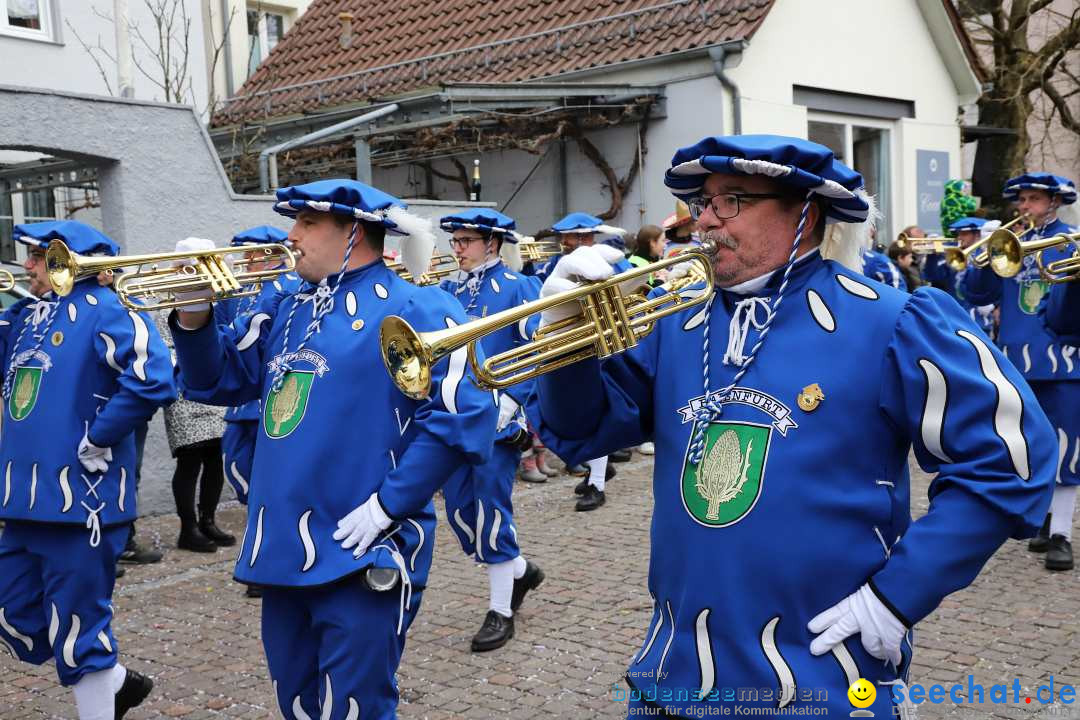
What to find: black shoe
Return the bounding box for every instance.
[471,610,514,652]
[1046,535,1074,571]
[1029,513,1051,553]
[177,525,217,553]
[119,539,163,565]
[606,463,616,481]
[115,565,126,579]
[511,560,545,611]
[575,485,606,512]
[245,585,263,598]
[574,478,589,496]
[609,448,633,463]
[198,516,236,547]
[115,668,153,719]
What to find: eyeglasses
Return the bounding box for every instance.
[686,192,788,220]
[449,235,486,249]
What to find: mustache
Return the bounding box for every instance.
[701,230,738,250]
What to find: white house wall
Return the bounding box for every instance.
[0,0,211,114]
[729,0,962,126]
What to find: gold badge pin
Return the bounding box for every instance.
[50,331,64,346]
[352,319,365,331]
[797,383,824,412]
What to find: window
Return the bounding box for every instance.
[247,8,286,78]
[2,0,52,41]
[808,114,894,242]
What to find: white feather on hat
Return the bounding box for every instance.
[1057,201,1080,229]
[387,206,436,279]
[820,190,878,271]
[500,239,523,272]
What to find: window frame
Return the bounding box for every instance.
[0,0,55,43]
[246,6,286,78]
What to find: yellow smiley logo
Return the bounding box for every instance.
[848,678,876,708]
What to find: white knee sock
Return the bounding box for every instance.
[72,663,125,720]
[512,554,527,579]
[586,456,607,492]
[1050,485,1078,540]
[488,559,516,618]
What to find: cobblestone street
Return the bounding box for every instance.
[1,453,1078,719]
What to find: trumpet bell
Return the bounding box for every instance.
[987,229,1025,278]
[380,315,432,400]
[45,240,83,296]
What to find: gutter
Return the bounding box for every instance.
[258,103,399,192]
[709,41,747,135]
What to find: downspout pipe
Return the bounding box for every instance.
[709,41,747,135]
[219,0,234,98]
[259,103,400,192]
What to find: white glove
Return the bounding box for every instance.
[808,583,906,666]
[173,237,217,311]
[539,245,625,325]
[332,492,393,558]
[496,393,520,432]
[77,427,112,475]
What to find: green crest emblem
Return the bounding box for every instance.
[681,421,770,527]
[8,367,42,421]
[1018,279,1049,315]
[264,371,314,438]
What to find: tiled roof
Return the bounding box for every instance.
[213,0,775,127]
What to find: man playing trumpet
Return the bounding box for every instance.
[962,172,1080,570]
[0,221,175,719]
[528,134,1056,718]
[168,180,497,718]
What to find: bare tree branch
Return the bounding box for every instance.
[64,21,116,96]
[1042,79,1080,134]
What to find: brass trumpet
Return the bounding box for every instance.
[519,239,561,263]
[987,228,1080,283]
[895,234,957,255]
[0,270,30,292]
[944,214,1032,272]
[386,253,458,286]
[380,251,715,399]
[46,240,296,311]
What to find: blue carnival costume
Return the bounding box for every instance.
[437,208,546,650]
[214,225,302,504]
[0,221,175,688]
[439,209,537,566]
[929,217,996,336]
[170,181,496,719]
[962,174,1080,487]
[1042,282,1080,344]
[861,248,902,289]
[530,136,1056,718]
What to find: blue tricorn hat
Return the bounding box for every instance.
[14,220,119,256]
[1002,173,1076,205]
[440,208,519,242]
[551,212,626,237]
[273,179,436,277]
[948,217,987,233]
[664,134,870,224]
[231,225,289,246]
